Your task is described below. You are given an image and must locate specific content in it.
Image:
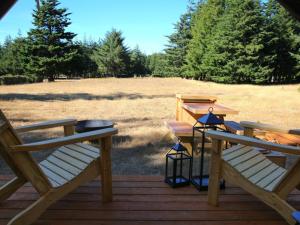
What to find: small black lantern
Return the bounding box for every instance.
[165,142,192,188]
[191,107,225,191]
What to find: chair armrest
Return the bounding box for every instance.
[15,119,77,133]
[11,128,118,152]
[240,121,300,136]
[206,130,300,155]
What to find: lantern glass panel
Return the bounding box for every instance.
[165,150,192,188]
[191,144,211,189]
[191,112,226,191]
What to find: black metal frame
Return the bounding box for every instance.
[191,124,226,191]
[165,149,192,188]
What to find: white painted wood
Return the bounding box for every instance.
[66,144,100,158]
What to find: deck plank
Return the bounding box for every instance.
[0,176,298,225]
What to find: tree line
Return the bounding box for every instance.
[155,0,300,84]
[0,0,299,84]
[0,0,150,84]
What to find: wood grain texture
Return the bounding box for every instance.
[38,143,101,188]
[0,110,117,225]
[165,121,194,137]
[182,102,238,115]
[208,139,223,206]
[15,119,77,133]
[208,130,300,225]
[205,130,300,155]
[240,121,300,136]
[224,121,245,135]
[11,128,118,152]
[0,175,296,225]
[176,94,218,102]
[100,136,113,202]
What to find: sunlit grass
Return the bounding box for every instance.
[0,78,299,174]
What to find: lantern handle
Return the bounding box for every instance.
[208,107,214,113]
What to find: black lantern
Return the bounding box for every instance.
[165,142,192,188]
[191,107,225,191]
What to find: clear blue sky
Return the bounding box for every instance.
[0,0,189,54]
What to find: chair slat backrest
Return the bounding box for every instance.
[0,110,51,194]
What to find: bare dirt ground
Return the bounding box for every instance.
[0,77,299,175]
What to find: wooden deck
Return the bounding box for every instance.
[1,175,299,225]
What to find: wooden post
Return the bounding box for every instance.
[208,139,223,206]
[175,97,182,121]
[244,127,254,137]
[64,125,75,136]
[100,136,113,202]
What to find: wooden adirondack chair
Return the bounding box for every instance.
[206,121,300,225]
[0,110,118,225]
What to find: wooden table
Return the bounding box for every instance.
[182,102,239,116]
[168,94,286,168]
[178,102,238,125]
[170,95,239,154]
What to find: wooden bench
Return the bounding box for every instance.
[224,121,244,135]
[165,120,212,155]
[265,133,300,146]
[165,120,193,137]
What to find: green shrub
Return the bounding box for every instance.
[0,74,38,85]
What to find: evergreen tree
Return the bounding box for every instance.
[146,53,169,77]
[268,0,300,82]
[185,0,225,80]
[0,35,29,76]
[93,29,130,76]
[27,0,77,81]
[130,46,148,76]
[188,0,270,83]
[263,0,297,83]
[65,41,98,78]
[230,0,273,83]
[164,1,195,77]
[224,0,267,83]
[290,18,300,82]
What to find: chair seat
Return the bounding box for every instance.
[39,143,100,187]
[222,145,287,191]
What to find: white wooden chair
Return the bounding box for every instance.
[206,122,300,225]
[0,110,117,225]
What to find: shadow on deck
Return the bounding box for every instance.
[0,175,297,225]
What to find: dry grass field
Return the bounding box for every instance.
[0,77,300,175]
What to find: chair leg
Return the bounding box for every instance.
[0,177,26,202]
[8,191,55,225]
[266,193,296,225]
[100,136,113,202]
[208,140,223,206]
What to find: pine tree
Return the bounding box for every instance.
[146,53,169,77]
[130,46,147,76]
[93,29,130,77]
[27,0,77,81]
[0,35,29,76]
[263,0,295,83]
[198,0,269,83]
[164,1,194,77]
[65,41,98,78]
[196,6,236,83]
[185,0,225,80]
[232,0,272,83]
